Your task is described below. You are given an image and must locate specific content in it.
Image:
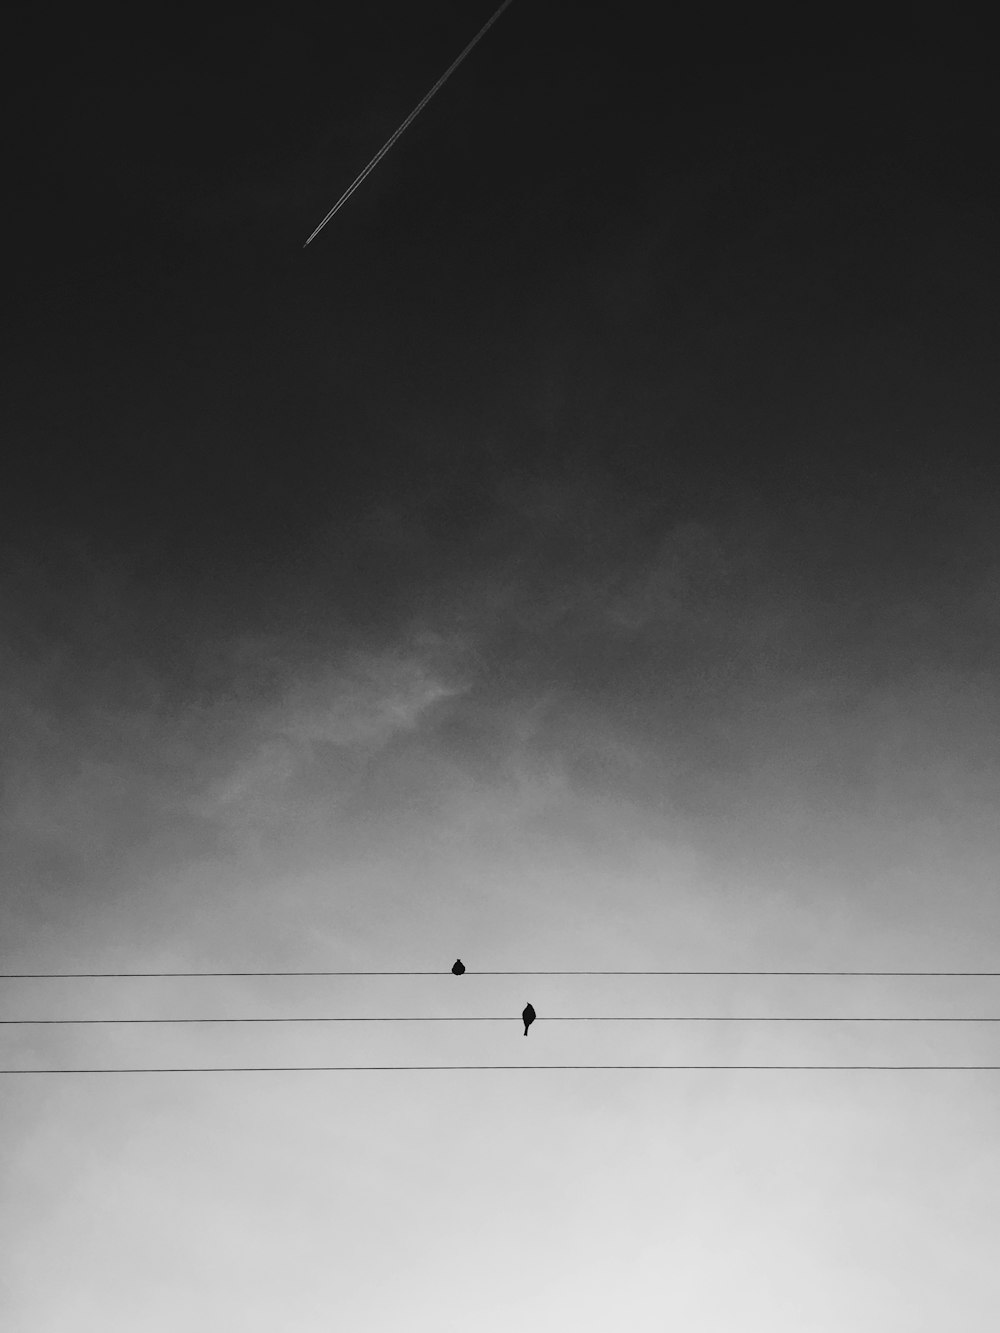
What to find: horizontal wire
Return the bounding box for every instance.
[4,1015,1000,1025]
[4,970,1000,979]
[3,1064,1000,1074]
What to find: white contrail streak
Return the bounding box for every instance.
[303,0,517,246]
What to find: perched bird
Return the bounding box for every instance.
[451,959,466,975]
[522,1002,536,1036]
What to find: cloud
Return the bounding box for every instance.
[0,537,468,923]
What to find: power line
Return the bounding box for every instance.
[5,970,1000,979]
[3,1064,1000,1075]
[0,972,444,979]
[4,1015,1000,1025]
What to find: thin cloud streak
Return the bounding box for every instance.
[303,0,517,245]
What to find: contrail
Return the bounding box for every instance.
[304,0,517,247]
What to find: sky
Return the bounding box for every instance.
[3,4,1000,1329]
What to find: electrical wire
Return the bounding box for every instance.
[3,1064,1000,1074]
[5,970,999,979]
[4,1015,1000,1025]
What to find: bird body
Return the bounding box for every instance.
[451,959,465,975]
[522,1002,536,1035]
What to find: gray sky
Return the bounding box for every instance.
[4,486,1000,1330]
[4,6,1000,1328]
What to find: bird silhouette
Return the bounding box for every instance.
[522,1002,536,1036]
[451,959,465,975]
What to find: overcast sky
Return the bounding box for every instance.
[3,5,1000,1330]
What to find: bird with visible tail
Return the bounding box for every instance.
[522,1002,536,1036]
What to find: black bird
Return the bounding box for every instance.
[522,1002,536,1036]
[451,959,465,975]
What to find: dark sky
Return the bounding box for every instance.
[4,11,1000,1326]
[5,1,999,914]
[8,7,997,589]
[7,5,999,823]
